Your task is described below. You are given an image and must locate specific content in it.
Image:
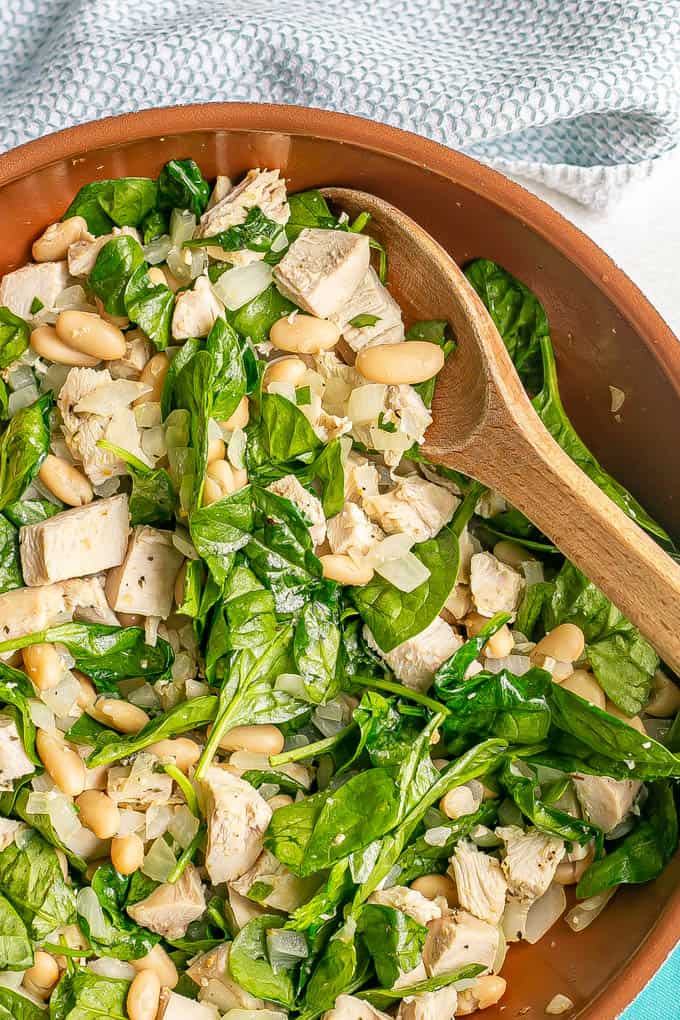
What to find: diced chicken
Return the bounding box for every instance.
[457,527,482,584]
[469,552,524,618]
[171,275,224,340]
[201,766,272,884]
[365,617,462,691]
[198,168,289,266]
[475,489,508,520]
[206,175,232,210]
[127,863,205,940]
[226,885,268,930]
[397,987,459,1020]
[344,452,380,504]
[423,908,500,977]
[274,228,370,318]
[368,886,442,926]
[67,226,139,277]
[0,261,69,320]
[108,333,153,380]
[107,762,174,808]
[267,474,326,546]
[330,268,405,351]
[323,994,392,1020]
[0,715,35,789]
[443,583,472,622]
[186,943,264,1011]
[158,989,219,1020]
[449,840,508,926]
[496,825,565,902]
[0,818,25,850]
[364,476,458,544]
[231,849,319,913]
[0,576,118,644]
[572,773,642,834]
[327,501,382,559]
[105,526,184,620]
[310,408,353,444]
[386,386,433,449]
[20,494,129,586]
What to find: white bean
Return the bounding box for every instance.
[268,794,294,811]
[219,395,250,432]
[23,951,60,998]
[203,459,239,505]
[147,737,201,774]
[89,698,150,734]
[75,789,120,839]
[355,341,445,385]
[31,325,100,367]
[606,700,646,733]
[532,623,585,663]
[411,873,457,907]
[111,833,144,876]
[440,786,477,819]
[456,975,507,1014]
[493,539,535,568]
[270,314,340,354]
[38,454,93,506]
[320,554,374,586]
[134,352,169,406]
[561,669,605,709]
[147,267,167,287]
[264,356,308,388]
[131,944,178,989]
[484,624,514,659]
[220,725,285,755]
[36,729,86,796]
[56,310,126,361]
[32,216,88,262]
[127,969,161,1020]
[207,437,226,463]
[645,669,680,717]
[74,670,96,710]
[23,642,63,691]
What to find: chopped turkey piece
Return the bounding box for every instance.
[67,226,139,277]
[0,260,69,320]
[444,583,472,622]
[274,228,370,318]
[226,886,268,930]
[423,908,499,977]
[187,943,264,1011]
[330,267,405,351]
[368,885,442,926]
[327,501,382,559]
[344,452,380,504]
[469,552,524,618]
[105,525,184,619]
[572,773,642,834]
[457,527,483,584]
[0,576,118,644]
[199,168,289,235]
[449,839,508,925]
[364,617,462,691]
[158,989,219,1020]
[475,489,508,519]
[202,766,272,884]
[127,863,205,940]
[108,333,153,380]
[172,275,223,340]
[231,849,320,913]
[364,476,458,544]
[385,385,433,448]
[19,494,129,586]
[397,986,459,1020]
[267,474,326,546]
[496,825,566,902]
[0,715,35,789]
[323,994,392,1020]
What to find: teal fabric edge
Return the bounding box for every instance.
[621,941,680,1019]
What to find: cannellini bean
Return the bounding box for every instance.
[134,352,169,406]
[270,313,340,354]
[56,310,126,361]
[440,785,477,819]
[36,729,86,796]
[147,737,201,773]
[111,833,145,876]
[74,670,96,710]
[202,477,223,506]
[561,669,606,709]
[268,794,294,811]
[75,790,120,839]
[207,437,226,463]
[219,395,250,432]
[264,356,308,388]
[355,340,445,385]
[23,951,60,998]
[127,969,161,1020]
[38,454,93,507]
[411,873,458,907]
[493,539,535,568]
[606,700,646,733]
[147,266,167,287]
[203,459,239,505]
[85,858,108,883]
[23,642,63,691]
[32,216,88,262]
[456,975,507,1014]
[484,623,514,659]
[220,724,285,755]
[89,697,150,734]
[320,553,374,586]
[645,668,680,717]
[132,945,178,989]
[532,623,585,664]
[31,324,100,367]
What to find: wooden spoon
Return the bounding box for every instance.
[323,187,680,677]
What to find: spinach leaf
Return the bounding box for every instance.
[49,968,129,1020]
[307,438,344,517]
[0,514,22,592]
[65,178,157,234]
[396,801,498,883]
[0,830,76,938]
[0,307,29,369]
[259,393,322,461]
[357,965,485,1009]
[356,903,427,988]
[4,498,61,526]
[0,891,32,969]
[140,208,169,244]
[286,189,337,239]
[500,758,601,846]
[435,612,510,687]
[87,695,218,767]
[301,921,369,1017]
[189,485,253,587]
[205,316,247,420]
[576,781,678,898]
[158,158,210,216]
[89,235,144,316]
[174,348,214,510]
[0,660,39,762]
[406,319,455,407]
[124,264,174,350]
[0,988,45,1020]
[0,394,51,510]
[352,526,459,652]
[161,337,201,420]
[186,205,285,253]
[246,488,323,612]
[438,664,553,746]
[294,598,342,703]
[82,864,159,960]
[100,441,175,527]
[228,914,296,1007]
[230,284,296,344]
[12,786,87,872]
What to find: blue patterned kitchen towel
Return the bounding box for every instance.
[0,0,679,207]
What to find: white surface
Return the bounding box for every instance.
[510,148,680,337]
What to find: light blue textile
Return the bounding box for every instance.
[0,1,678,1015]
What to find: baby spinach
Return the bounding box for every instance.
[90,235,144,316]
[307,438,344,517]
[286,189,337,239]
[0,394,51,511]
[124,263,174,350]
[406,319,456,407]
[229,914,296,1007]
[0,988,45,1020]
[356,903,427,987]
[186,205,285,253]
[189,485,253,587]
[0,307,29,369]
[0,892,32,970]
[438,664,553,746]
[100,441,175,527]
[500,758,601,846]
[0,830,76,938]
[50,968,129,1020]
[82,864,159,960]
[205,316,247,420]
[435,612,510,687]
[161,337,201,419]
[3,498,61,526]
[294,598,342,703]
[87,696,218,767]
[0,514,22,593]
[396,801,498,883]
[0,661,39,763]
[140,208,168,244]
[358,966,485,1009]
[174,348,215,509]
[64,178,157,234]
[158,158,210,216]
[300,921,369,1018]
[259,392,322,461]
[230,284,296,343]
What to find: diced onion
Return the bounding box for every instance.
[26,790,81,842]
[0,971,24,990]
[565,887,617,932]
[88,958,136,980]
[546,994,575,1016]
[140,425,167,461]
[135,402,162,428]
[128,683,160,710]
[212,262,273,311]
[55,284,94,310]
[423,826,450,847]
[267,381,297,403]
[609,385,626,413]
[8,365,36,391]
[168,805,200,849]
[185,678,210,699]
[498,798,524,827]
[524,882,567,944]
[40,670,80,718]
[312,698,350,738]
[484,654,532,676]
[40,362,71,396]
[172,527,199,560]
[93,476,121,497]
[367,533,415,567]
[117,809,146,835]
[375,551,430,592]
[470,824,501,848]
[266,928,309,972]
[142,837,177,882]
[169,209,197,248]
[143,234,172,265]
[229,751,270,773]
[228,428,247,470]
[223,1011,288,1020]
[77,887,109,939]
[164,409,191,445]
[502,896,530,942]
[29,699,55,731]
[8,385,39,417]
[347,384,387,425]
[146,804,174,841]
[275,673,310,701]
[522,560,544,586]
